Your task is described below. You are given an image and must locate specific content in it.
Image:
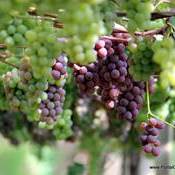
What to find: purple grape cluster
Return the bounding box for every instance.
[140,118,165,156]
[74,38,145,116]
[39,85,65,124]
[74,37,156,122]
[39,54,68,124]
[51,54,68,80]
[73,63,99,95]
[117,80,145,122]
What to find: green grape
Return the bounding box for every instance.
[13,33,24,43]
[128,38,159,81]
[0,30,8,40]
[5,37,14,46]
[25,30,37,42]
[16,24,27,34]
[7,25,16,35]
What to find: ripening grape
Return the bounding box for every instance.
[51,54,68,86]
[117,79,145,122]
[39,84,66,124]
[140,118,165,156]
[97,86,120,109]
[38,54,68,125]
[2,56,50,122]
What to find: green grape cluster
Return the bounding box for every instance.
[24,20,60,80]
[53,109,73,140]
[2,57,48,121]
[122,0,162,32]
[58,1,106,65]
[152,38,175,88]
[128,39,159,81]
[0,18,35,53]
[99,0,117,32]
[0,16,61,80]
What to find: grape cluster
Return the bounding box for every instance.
[0,18,31,51]
[74,36,147,120]
[58,1,105,64]
[129,39,159,81]
[95,40,130,108]
[153,38,175,88]
[39,85,65,124]
[0,16,61,80]
[2,56,49,121]
[140,118,165,156]
[2,68,21,111]
[117,80,145,122]
[122,1,154,32]
[39,54,68,124]
[53,109,73,140]
[73,63,99,95]
[2,53,69,126]
[24,19,60,80]
[99,1,119,32]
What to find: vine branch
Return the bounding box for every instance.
[116,8,175,20]
[0,52,19,69]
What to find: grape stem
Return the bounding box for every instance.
[116,8,175,20]
[0,59,19,69]
[0,52,19,69]
[113,26,168,37]
[146,81,175,129]
[0,43,27,49]
[17,15,64,28]
[100,36,130,43]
